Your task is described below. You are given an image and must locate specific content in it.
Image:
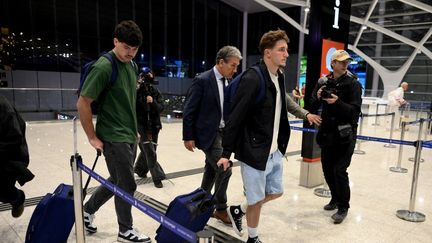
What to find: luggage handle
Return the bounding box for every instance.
[82,149,101,198]
[196,160,233,212]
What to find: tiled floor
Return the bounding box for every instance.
[1,114,431,243]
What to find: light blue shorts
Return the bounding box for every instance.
[240,150,284,205]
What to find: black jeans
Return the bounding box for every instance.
[321,139,356,209]
[84,142,137,232]
[201,131,232,211]
[135,127,166,181]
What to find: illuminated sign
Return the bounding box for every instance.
[320,39,345,77]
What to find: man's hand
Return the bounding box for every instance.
[217,158,230,171]
[323,93,338,104]
[146,96,153,103]
[317,85,326,99]
[306,113,322,126]
[89,137,104,152]
[184,140,196,152]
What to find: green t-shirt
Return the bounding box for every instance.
[80,51,137,144]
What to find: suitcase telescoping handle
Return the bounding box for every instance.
[197,160,233,211]
[82,149,102,198]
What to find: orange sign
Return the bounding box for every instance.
[320,39,345,77]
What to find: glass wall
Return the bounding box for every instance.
[0,0,242,77]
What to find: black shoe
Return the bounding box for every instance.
[332,208,348,224]
[246,236,262,243]
[153,180,163,188]
[227,205,245,236]
[323,201,337,211]
[11,190,25,218]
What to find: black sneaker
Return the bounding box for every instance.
[227,205,245,236]
[153,180,163,188]
[332,208,348,224]
[246,236,262,243]
[323,201,337,211]
[11,190,25,218]
[118,228,151,242]
[83,211,97,233]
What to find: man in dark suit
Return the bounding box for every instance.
[183,46,242,224]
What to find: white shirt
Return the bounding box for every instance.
[269,70,281,154]
[213,66,226,128]
[387,87,405,107]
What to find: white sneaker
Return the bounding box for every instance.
[118,228,151,242]
[83,211,97,233]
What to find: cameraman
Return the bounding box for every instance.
[134,67,166,188]
[309,50,362,224]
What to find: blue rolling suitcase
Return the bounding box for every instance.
[25,151,101,243]
[155,187,215,243]
[25,183,75,243]
[155,162,232,243]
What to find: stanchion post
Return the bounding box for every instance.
[372,103,380,126]
[71,118,85,243]
[384,112,396,148]
[314,181,331,198]
[197,229,214,243]
[389,121,408,173]
[396,121,426,222]
[354,115,365,154]
[409,118,425,163]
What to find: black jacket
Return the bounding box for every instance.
[136,84,164,134]
[309,71,362,146]
[221,63,291,171]
[0,96,34,185]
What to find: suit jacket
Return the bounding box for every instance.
[183,68,223,150]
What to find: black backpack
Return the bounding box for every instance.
[223,65,266,120]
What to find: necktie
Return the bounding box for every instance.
[220,77,226,87]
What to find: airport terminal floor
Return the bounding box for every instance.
[1,113,431,243]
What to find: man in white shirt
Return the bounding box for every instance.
[387,82,409,128]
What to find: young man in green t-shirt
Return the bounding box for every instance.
[77,20,150,243]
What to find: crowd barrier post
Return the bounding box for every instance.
[71,117,86,243]
[384,112,396,148]
[396,121,426,222]
[372,103,380,126]
[354,115,366,154]
[389,121,408,173]
[428,112,431,134]
[314,181,331,198]
[197,230,214,243]
[409,118,425,163]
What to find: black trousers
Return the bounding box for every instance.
[135,126,166,182]
[321,139,356,209]
[202,131,232,211]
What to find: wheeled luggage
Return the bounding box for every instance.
[25,183,75,243]
[155,187,215,243]
[155,161,232,243]
[25,118,100,243]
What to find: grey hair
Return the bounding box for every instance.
[215,46,242,64]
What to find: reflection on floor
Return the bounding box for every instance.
[1,114,431,243]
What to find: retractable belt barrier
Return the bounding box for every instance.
[76,160,197,243]
[289,119,431,149]
[362,112,395,117]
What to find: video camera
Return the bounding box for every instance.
[139,67,159,86]
[321,78,337,99]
